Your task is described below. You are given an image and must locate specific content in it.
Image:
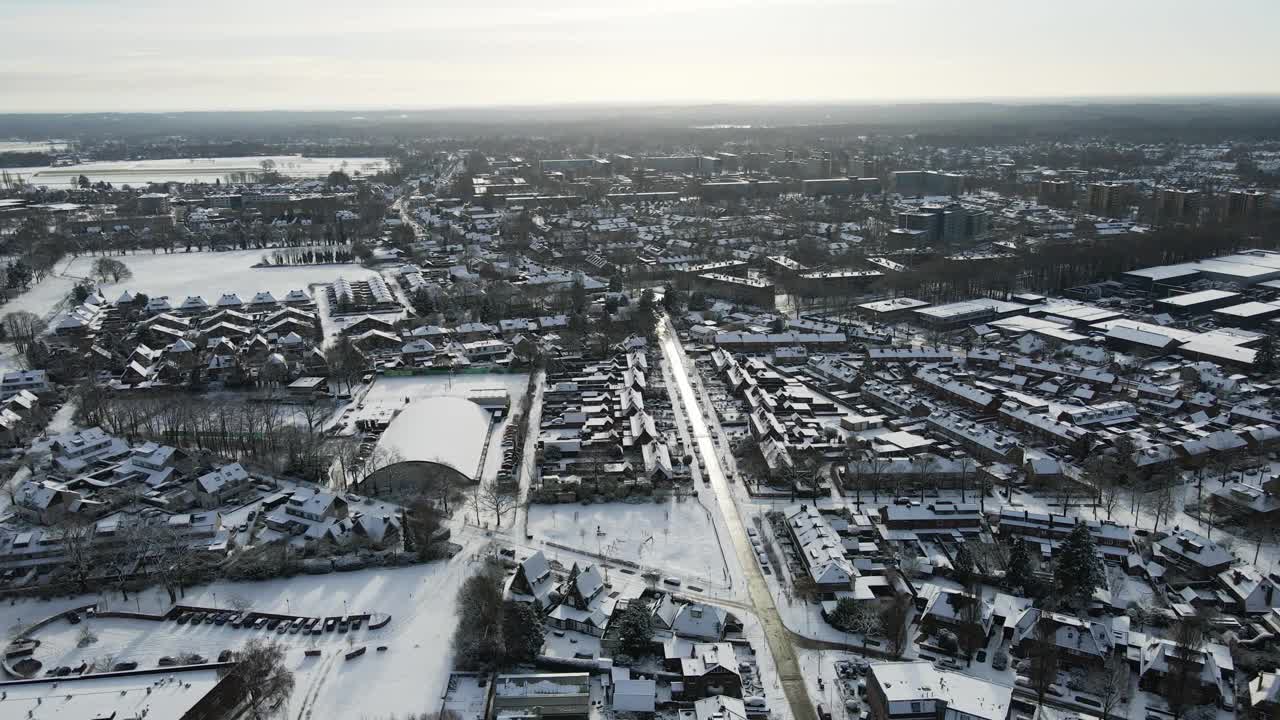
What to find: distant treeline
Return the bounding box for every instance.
[0,151,52,168]
[4,99,1280,143]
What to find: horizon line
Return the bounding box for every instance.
[5,92,1280,117]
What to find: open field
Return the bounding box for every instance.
[64,249,379,305]
[5,155,387,186]
[0,140,68,153]
[527,497,728,585]
[0,538,487,720]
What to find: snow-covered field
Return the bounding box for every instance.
[363,373,529,408]
[527,498,729,586]
[0,140,68,153]
[7,155,387,187]
[64,249,378,306]
[1,537,488,720]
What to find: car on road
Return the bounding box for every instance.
[663,576,681,587]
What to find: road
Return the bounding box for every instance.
[658,317,817,720]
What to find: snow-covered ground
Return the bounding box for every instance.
[1,534,489,720]
[63,249,378,306]
[527,498,730,587]
[7,155,387,187]
[2,258,80,321]
[363,373,529,408]
[0,341,25,375]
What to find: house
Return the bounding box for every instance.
[691,696,747,720]
[51,427,128,474]
[784,505,857,594]
[401,339,436,363]
[546,563,611,636]
[608,667,657,714]
[866,661,1013,720]
[1155,530,1235,580]
[1012,609,1114,669]
[650,595,731,641]
[351,512,402,549]
[13,480,79,525]
[1216,566,1280,615]
[194,463,251,508]
[921,590,994,639]
[0,369,51,399]
[674,642,742,698]
[996,508,1131,563]
[1138,639,1234,709]
[509,550,557,610]
[284,489,349,522]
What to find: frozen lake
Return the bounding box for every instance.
[5,155,387,186]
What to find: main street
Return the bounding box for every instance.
[658,317,817,720]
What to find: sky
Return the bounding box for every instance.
[2,0,1278,113]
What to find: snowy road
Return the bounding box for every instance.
[659,317,817,720]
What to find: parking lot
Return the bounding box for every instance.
[23,606,389,677]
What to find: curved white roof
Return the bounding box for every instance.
[374,396,491,481]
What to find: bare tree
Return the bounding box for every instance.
[1093,457,1125,521]
[912,453,937,503]
[1150,477,1177,533]
[55,515,100,592]
[846,451,866,507]
[222,639,296,720]
[133,521,199,603]
[479,484,515,529]
[2,311,47,353]
[330,437,363,492]
[1087,654,1130,720]
[324,336,366,394]
[1028,618,1061,708]
[90,257,132,283]
[957,583,987,665]
[957,456,973,504]
[866,449,888,503]
[1166,616,1208,720]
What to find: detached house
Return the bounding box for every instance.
[1217,566,1280,615]
[547,563,611,637]
[669,642,742,699]
[1012,609,1114,669]
[13,481,79,525]
[1138,639,1235,709]
[509,550,557,610]
[1155,530,1235,580]
[194,463,251,508]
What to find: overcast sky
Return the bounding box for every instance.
[3,0,1277,112]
